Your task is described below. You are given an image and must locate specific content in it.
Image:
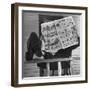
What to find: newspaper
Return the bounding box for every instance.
[41,16,78,53]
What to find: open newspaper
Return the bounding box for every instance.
[41,16,79,53]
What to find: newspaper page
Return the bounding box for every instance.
[55,16,78,49]
[41,21,62,53]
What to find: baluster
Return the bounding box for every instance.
[46,62,50,76]
[58,61,61,76]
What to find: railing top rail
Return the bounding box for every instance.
[24,56,80,64]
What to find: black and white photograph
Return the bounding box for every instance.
[11,3,87,87]
[24,12,80,77]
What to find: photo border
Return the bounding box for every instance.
[11,3,88,87]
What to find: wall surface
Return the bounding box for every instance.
[0,0,89,90]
